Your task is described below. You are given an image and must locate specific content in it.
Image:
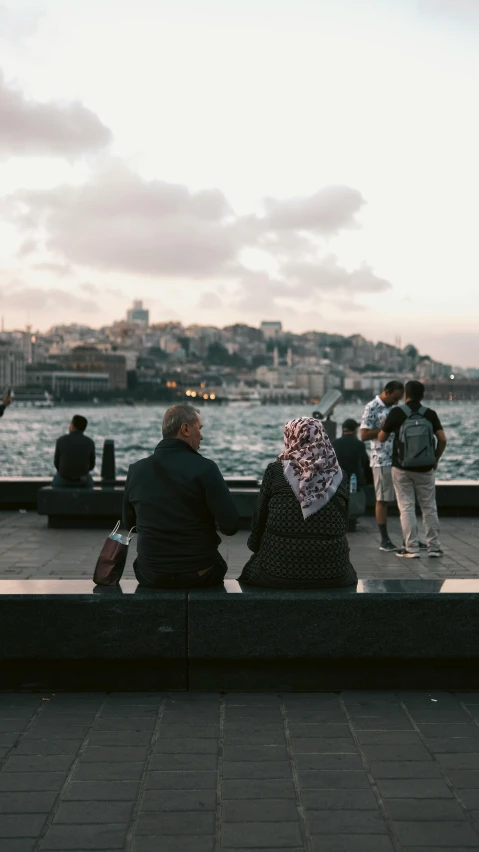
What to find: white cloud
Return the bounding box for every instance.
[283,256,392,296]
[0,70,112,159]
[262,186,364,234]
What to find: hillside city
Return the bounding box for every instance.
[1,301,478,404]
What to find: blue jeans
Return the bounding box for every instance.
[52,473,94,489]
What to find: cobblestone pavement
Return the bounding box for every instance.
[2,691,479,850]
[0,512,478,581]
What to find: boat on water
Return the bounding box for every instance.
[223,384,262,404]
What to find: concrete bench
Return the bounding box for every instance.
[1,578,479,691]
[188,579,479,691]
[0,580,187,690]
[37,478,260,528]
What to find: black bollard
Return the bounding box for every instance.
[101,439,116,485]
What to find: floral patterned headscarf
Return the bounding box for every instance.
[277,417,343,520]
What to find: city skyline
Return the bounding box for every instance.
[1,0,478,367]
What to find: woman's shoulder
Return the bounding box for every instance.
[261,460,287,486]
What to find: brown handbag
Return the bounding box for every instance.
[93,522,136,586]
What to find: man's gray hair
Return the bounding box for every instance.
[162,404,200,439]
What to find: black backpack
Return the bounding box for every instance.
[398,405,436,468]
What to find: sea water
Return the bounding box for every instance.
[0,401,478,480]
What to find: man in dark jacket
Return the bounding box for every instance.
[123,403,239,588]
[53,414,95,488]
[333,419,372,487]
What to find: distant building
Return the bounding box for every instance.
[127,300,149,325]
[0,341,26,388]
[26,366,109,395]
[260,321,282,339]
[59,346,127,389]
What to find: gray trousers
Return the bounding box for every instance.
[392,467,441,553]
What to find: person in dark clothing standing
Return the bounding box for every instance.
[123,403,239,588]
[333,419,372,487]
[53,415,95,488]
[378,380,447,558]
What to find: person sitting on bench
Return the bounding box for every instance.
[123,404,239,588]
[239,417,357,588]
[52,414,95,489]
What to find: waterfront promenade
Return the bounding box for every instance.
[2,512,479,850]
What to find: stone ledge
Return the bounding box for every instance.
[1,579,479,691]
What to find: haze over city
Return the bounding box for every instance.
[0,0,478,367]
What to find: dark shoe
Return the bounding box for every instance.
[379,540,399,552]
[418,541,427,550]
[428,549,444,558]
[396,548,420,559]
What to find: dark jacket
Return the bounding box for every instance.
[239,461,357,588]
[123,438,240,576]
[54,431,95,480]
[332,434,372,486]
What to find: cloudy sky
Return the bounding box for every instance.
[0,0,478,366]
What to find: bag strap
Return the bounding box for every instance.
[110,520,120,535]
[127,527,137,544]
[400,404,412,417]
[418,405,429,417]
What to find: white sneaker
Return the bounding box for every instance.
[396,548,420,559]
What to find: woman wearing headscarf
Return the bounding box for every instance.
[239,417,357,588]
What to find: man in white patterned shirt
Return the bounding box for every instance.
[360,381,404,551]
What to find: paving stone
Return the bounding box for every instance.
[391,819,479,847]
[419,724,479,739]
[141,789,217,811]
[0,721,29,732]
[146,771,218,790]
[356,730,422,744]
[80,746,148,762]
[0,841,36,852]
[41,824,129,849]
[310,836,395,851]
[384,797,466,821]
[446,770,479,788]
[223,799,299,822]
[223,761,292,779]
[135,811,216,835]
[0,814,48,837]
[286,724,351,738]
[93,718,156,731]
[0,733,21,746]
[361,744,432,762]
[298,770,371,789]
[149,753,218,771]
[73,761,145,781]
[225,732,287,745]
[285,711,349,724]
[0,772,68,791]
[427,738,479,754]
[290,738,357,754]
[13,739,82,755]
[26,726,90,739]
[349,718,413,730]
[0,791,57,813]
[131,838,214,852]
[294,753,364,770]
[457,790,479,809]
[222,780,296,799]
[158,725,220,738]
[437,753,479,769]
[376,778,452,798]
[222,821,303,848]
[306,809,387,834]
[223,745,289,762]
[63,781,140,800]
[1,755,74,772]
[87,731,151,746]
[154,738,219,754]
[368,761,443,778]
[302,789,379,810]
[54,801,135,824]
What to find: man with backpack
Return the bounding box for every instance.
[378,380,447,558]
